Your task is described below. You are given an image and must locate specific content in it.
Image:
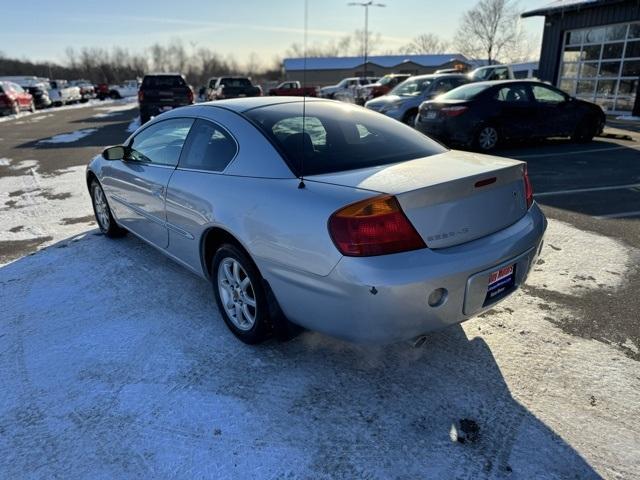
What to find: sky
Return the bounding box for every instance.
[0,0,551,66]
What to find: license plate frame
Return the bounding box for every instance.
[426,110,437,119]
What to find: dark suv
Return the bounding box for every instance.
[210,77,262,100]
[138,74,194,124]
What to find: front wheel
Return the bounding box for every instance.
[212,244,272,344]
[474,125,500,152]
[90,180,126,238]
[403,110,418,127]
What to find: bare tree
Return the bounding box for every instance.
[399,34,450,55]
[454,0,525,64]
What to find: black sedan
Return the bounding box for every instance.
[415,80,605,152]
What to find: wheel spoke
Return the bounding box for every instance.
[232,261,242,284]
[223,262,235,285]
[234,303,244,324]
[240,277,251,290]
[242,304,255,322]
[243,295,256,308]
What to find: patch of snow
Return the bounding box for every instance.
[0,165,92,247]
[526,219,633,294]
[0,97,137,124]
[126,117,141,133]
[38,128,98,144]
[9,160,39,170]
[616,115,640,121]
[0,158,10,166]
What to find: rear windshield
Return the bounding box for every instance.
[245,102,446,176]
[142,76,186,88]
[438,83,490,100]
[220,78,251,87]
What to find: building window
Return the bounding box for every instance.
[559,21,640,114]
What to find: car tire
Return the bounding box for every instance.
[571,117,597,143]
[474,124,500,152]
[90,180,126,238]
[212,244,272,344]
[403,110,418,127]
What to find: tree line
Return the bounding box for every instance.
[0,0,535,86]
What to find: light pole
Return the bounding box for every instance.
[347,1,385,78]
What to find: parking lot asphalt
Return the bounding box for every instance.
[1,102,639,478]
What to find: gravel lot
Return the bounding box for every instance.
[0,102,639,479]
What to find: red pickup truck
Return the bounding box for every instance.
[268,81,318,97]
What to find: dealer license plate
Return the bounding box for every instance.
[485,264,515,302]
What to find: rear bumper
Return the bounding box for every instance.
[415,116,474,146]
[263,204,546,344]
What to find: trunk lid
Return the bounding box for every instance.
[309,150,527,249]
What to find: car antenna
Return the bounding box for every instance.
[298,0,309,189]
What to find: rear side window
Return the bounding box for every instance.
[142,76,186,89]
[128,118,194,166]
[245,102,446,176]
[495,85,531,102]
[179,119,237,172]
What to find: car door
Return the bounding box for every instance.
[164,118,239,271]
[530,84,575,136]
[490,84,536,140]
[101,117,194,248]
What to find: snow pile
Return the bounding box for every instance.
[126,117,141,133]
[38,128,98,144]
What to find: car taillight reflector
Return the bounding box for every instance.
[441,106,468,117]
[138,90,144,102]
[328,195,426,257]
[523,164,534,209]
[187,88,194,103]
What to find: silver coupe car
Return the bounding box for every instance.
[87,97,546,344]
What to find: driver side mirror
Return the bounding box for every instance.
[102,145,127,161]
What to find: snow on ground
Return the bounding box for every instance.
[0,162,639,478]
[92,102,138,119]
[0,97,137,124]
[37,128,98,144]
[126,117,141,133]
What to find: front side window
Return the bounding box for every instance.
[179,119,237,172]
[246,102,446,176]
[532,85,567,104]
[128,118,194,166]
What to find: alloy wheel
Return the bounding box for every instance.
[217,257,257,331]
[478,126,498,150]
[92,185,110,230]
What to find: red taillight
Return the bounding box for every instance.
[328,195,426,257]
[138,90,144,102]
[523,164,534,209]
[187,88,194,103]
[441,106,468,117]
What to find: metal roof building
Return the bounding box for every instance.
[523,0,640,115]
[282,54,472,85]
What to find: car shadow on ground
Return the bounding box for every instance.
[0,231,601,478]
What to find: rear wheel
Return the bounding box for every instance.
[474,124,499,152]
[90,180,126,238]
[571,116,597,143]
[212,244,272,344]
